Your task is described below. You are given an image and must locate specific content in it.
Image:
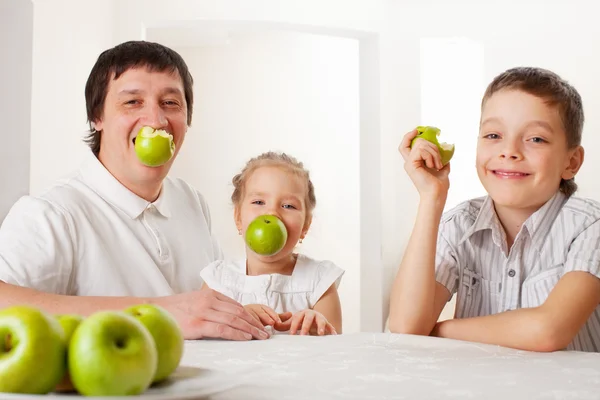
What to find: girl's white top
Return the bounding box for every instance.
[200,254,344,313]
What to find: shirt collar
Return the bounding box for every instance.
[79,152,172,219]
[459,192,567,253]
[459,196,506,248]
[523,191,567,252]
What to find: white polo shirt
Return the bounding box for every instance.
[0,153,223,297]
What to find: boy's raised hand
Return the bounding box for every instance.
[399,128,451,199]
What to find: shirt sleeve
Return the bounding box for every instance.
[199,260,238,300]
[564,219,600,278]
[435,219,460,298]
[309,261,345,307]
[0,196,74,294]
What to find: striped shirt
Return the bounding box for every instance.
[436,191,600,352]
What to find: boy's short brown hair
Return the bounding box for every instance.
[481,67,584,197]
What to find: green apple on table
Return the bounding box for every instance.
[57,314,84,342]
[410,125,455,166]
[54,314,84,393]
[125,304,184,383]
[245,214,288,256]
[0,305,66,394]
[134,126,175,167]
[68,310,158,396]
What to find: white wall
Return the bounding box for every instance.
[165,32,361,332]
[0,0,32,221]
[23,0,600,331]
[29,0,117,195]
[379,0,600,321]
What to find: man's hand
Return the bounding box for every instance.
[157,289,270,341]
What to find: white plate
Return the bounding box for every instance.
[0,365,244,399]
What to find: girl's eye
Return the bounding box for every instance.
[251,200,264,205]
[282,204,297,210]
[484,133,500,139]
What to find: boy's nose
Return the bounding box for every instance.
[499,142,523,160]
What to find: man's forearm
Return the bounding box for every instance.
[0,281,152,315]
[432,308,561,352]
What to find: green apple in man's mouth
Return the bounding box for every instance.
[134,126,175,167]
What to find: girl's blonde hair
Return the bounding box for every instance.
[231,152,316,223]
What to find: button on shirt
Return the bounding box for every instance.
[436,191,600,352]
[0,153,223,297]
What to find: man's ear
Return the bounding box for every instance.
[562,146,585,180]
[91,120,103,132]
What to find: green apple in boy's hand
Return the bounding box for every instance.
[0,305,66,394]
[410,125,455,166]
[68,311,157,396]
[134,126,175,167]
[124,304,184,383]
[245,215,288,256]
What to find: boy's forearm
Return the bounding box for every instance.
[432,308,563,352]
[0,281,152,315]
[389,197,445,335]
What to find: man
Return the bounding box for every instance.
[0,40,269,341]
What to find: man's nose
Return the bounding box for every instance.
[143,103,168,129]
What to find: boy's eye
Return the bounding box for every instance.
[530,137,546,143]
[484,133,500,139]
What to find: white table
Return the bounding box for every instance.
[160,332,600,400]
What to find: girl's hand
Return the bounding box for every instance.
[244,304,282,327]
[278,309,337,336]
[398,128,450,200]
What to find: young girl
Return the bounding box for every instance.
[200,152,344,336]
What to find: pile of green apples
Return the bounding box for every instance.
[0,304,184,396]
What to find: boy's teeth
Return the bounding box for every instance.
[496,171,527,176]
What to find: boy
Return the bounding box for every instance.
[389,67,600,352]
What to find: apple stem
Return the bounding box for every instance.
[3,333,11,352]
